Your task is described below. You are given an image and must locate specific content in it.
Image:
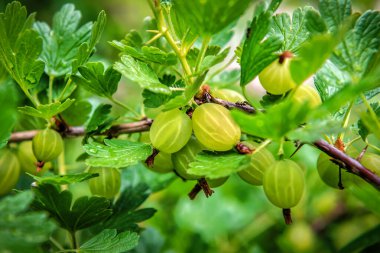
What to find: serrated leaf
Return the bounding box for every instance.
[0,79,18,148]
[18,99,75,120]
[79,229,139,253]
[142,78,184,108]
[84,139,153,168]
[72,10,106,73]
[28,173,98,185]
[86,104,116,133]
[188,152,250,179]
[172,0,252,36]
[34,4,92,76]
[319,0,351,32]
[114,55,171,95]
[0,191,56,252]
[32,184,112,232]
[232,100,310,140]
[290,33,338,85]
[72,62,121,98]
[240,11,282,86]
[270,7,326,53]
[61,100,92,126]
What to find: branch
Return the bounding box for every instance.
[313,140,380,190]
[8,119,153,143]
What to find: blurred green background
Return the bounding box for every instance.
[2,1,380,253]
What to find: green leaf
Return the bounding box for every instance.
[0,79,18,148]
[187,152,250,179]
[34,4,92,76]
[319,0,351,32]
[240,11,282,86]
[79,229,139,253]
[358,103,380,140]
[28,172,98,185]
[86,104,116,133]
[72,10,106,73]
[61,100,92,126]
[18,99,75,120]
[0,191,56,252]
[114,55,171,95]
[338,225,380,253]
[172,0,252,36]
[315,10,380,100]
[198,48,229,73]
[290,33,339,85]
[72,62,121,98]
[32,183,112,232]
[142,77,184,108]
[232,100,310,140]
[84,139,153,168]
[270,7,326,52]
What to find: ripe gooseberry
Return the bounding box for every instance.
[263,159,305,209]
[88,167,121,199]
[292,85,322,108]
[17,141,50,175]
[32,128,64,162]
[258,51,296,95]
[211,89,245,102]
[0,149,21,196]
[192,103,241,151]
[237,141,275,186]
[149,109,192,153]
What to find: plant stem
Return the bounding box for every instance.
[49,236,64,251]
[58,148,68,190]
[337,101,354,141]
[58,78,73,101]
[109,97,140,118]
[70,231,78,250]
[205,55,237,83]
[254,139,272,154]
[49,75,55,103]
[194,36,211,73]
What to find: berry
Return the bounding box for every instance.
[292,85,322,108]
[0,149,21,196]
[148,152,174,173]
[32,129,64,162]
[88,167,121,199]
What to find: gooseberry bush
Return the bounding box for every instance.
[0,0,380,252]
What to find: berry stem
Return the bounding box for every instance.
[282,208,292,225]
[198,178,214,198]
[145,148,159,167]
[188,182,202,200]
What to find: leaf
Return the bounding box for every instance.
[0,191,56,252]
[319,0,351,32]
[32,184,112,232]
[198,48,229,73]
[72,10,106,73]
[269,7,326,53]
[28,173,98,185]
[187,152,250,179]
[0,79,18,148]
[240,10,282,86]
[61,100,92,126]
[142,77,184,108]
[338,225,380,253]
[232,100,310,140]
[72,62,121,98]
[172,0,252,36]
[79,229,139,253]
[18,99,75,120]
[315,10,380,100]
[86,104,116,133]
[290,33,339,85]
[34,4,92,76]
[358,103,380,140]
[114,55,171,95]
[84,139,153,168]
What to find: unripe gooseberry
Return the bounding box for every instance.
[237,141,275,186]
[317,152,355,189]
[192,103,241,151]
[172,137,204,180]
[207,176,228,188]
[17,141,50,175]
[211,89,245,102]
[263,159,305,209]
[32,128,63,162]
[0,149,21,196]
[360,153,380,176]
[149,109,192,153]
[292,85,322,108]
[148,152,174,174]
[88,167,121,199]
[258,51,296,95]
